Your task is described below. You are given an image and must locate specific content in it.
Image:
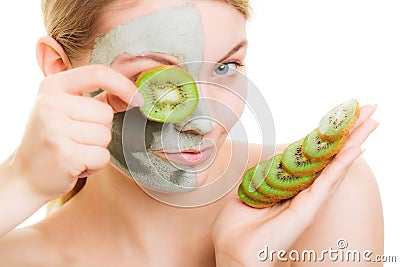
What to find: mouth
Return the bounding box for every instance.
[152,147,214,165]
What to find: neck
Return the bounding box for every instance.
[71,139,246,233]
[73,161,225,261]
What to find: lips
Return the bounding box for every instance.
[152,147,214,165]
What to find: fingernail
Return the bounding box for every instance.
[369,104,378,113]
[133,92,145,106]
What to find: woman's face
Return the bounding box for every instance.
[80,0,248,194]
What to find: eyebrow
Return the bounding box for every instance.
[116,40,248,66]
[117,54,180,66]
[146,54,181,65]
[217,40,248,63]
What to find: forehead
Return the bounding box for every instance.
[98,0,243,34]
[91,4,204,70]
[93,0,246,64]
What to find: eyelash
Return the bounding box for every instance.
[129,61,245,81]
[213,60,245,76]
[223,60,245,69]
[130,73,140,83]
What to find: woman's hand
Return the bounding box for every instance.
[5,64,143,202]
[212,105,378,267]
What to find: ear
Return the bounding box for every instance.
[36,36,72,76]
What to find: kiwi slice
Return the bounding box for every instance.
[238,184,275,209]
[251,161,298,200]
[265,155,316,192]
[303,129,348,162]
[238,99,361,209]
[318,99,360,142]
[241,167,275,203]
[282,139,328,177]
[135,65,199,123]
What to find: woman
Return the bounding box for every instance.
[0,0,383,266]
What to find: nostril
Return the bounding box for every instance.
[175,118,212,135]
[182,129,201,135]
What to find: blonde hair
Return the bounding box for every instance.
[41,0,250,209]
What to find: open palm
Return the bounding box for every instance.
[212,105,378,267]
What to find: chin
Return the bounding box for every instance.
[195,171,209,187]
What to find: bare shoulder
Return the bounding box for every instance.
[234,141,275,169]
[0,224,67,267]
[292,157,384,266]
[238,141,384,264]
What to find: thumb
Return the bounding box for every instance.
[94,90,145,113]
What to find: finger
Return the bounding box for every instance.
[56,94,114,127]
[311,145,363,198]
[94,91,144,113]
[350,104,377,133]
[75,144,110,174]
[44,65,143,106]
[342,118,379,151]
[78,169,98,179]
[66,120,112,147]
[264,146,363,242]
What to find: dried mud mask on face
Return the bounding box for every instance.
[91,4,204,77]
[91,4,210,193]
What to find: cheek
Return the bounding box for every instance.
[212,90,245,118]
[202,84,246,134]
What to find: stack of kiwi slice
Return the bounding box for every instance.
[239,99,360,208]
[135,65,199,123]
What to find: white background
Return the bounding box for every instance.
[0,0,398,259]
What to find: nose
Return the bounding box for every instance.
[174,85,212,135]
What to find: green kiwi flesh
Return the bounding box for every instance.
[318,99,360,142]
[238,184,275,209]
[282,139,328,177]
[135,66,199,123]
[241,166,274,203]
[265,155,315,192]
[251,160,298,199]
[303,129,348,162]
[238,99,360,208]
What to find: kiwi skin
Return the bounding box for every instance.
[255,179,298,200]
[259,155,313,195]
[246,161,297,201]
[302,129,349,163]
[238,184,275,209]
[318,100,360,142]
[243,182,275,203]
[282,160,327,178]
[238,99,360,209]
[265,174,316,192]
[281,139,329,177]
[241,167,276,203]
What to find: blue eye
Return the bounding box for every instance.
[214,62,242,76]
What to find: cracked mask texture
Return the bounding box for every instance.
[90,5,210,192]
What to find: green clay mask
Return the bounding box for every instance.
[91,4,211,193]
[91,4,204,77]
